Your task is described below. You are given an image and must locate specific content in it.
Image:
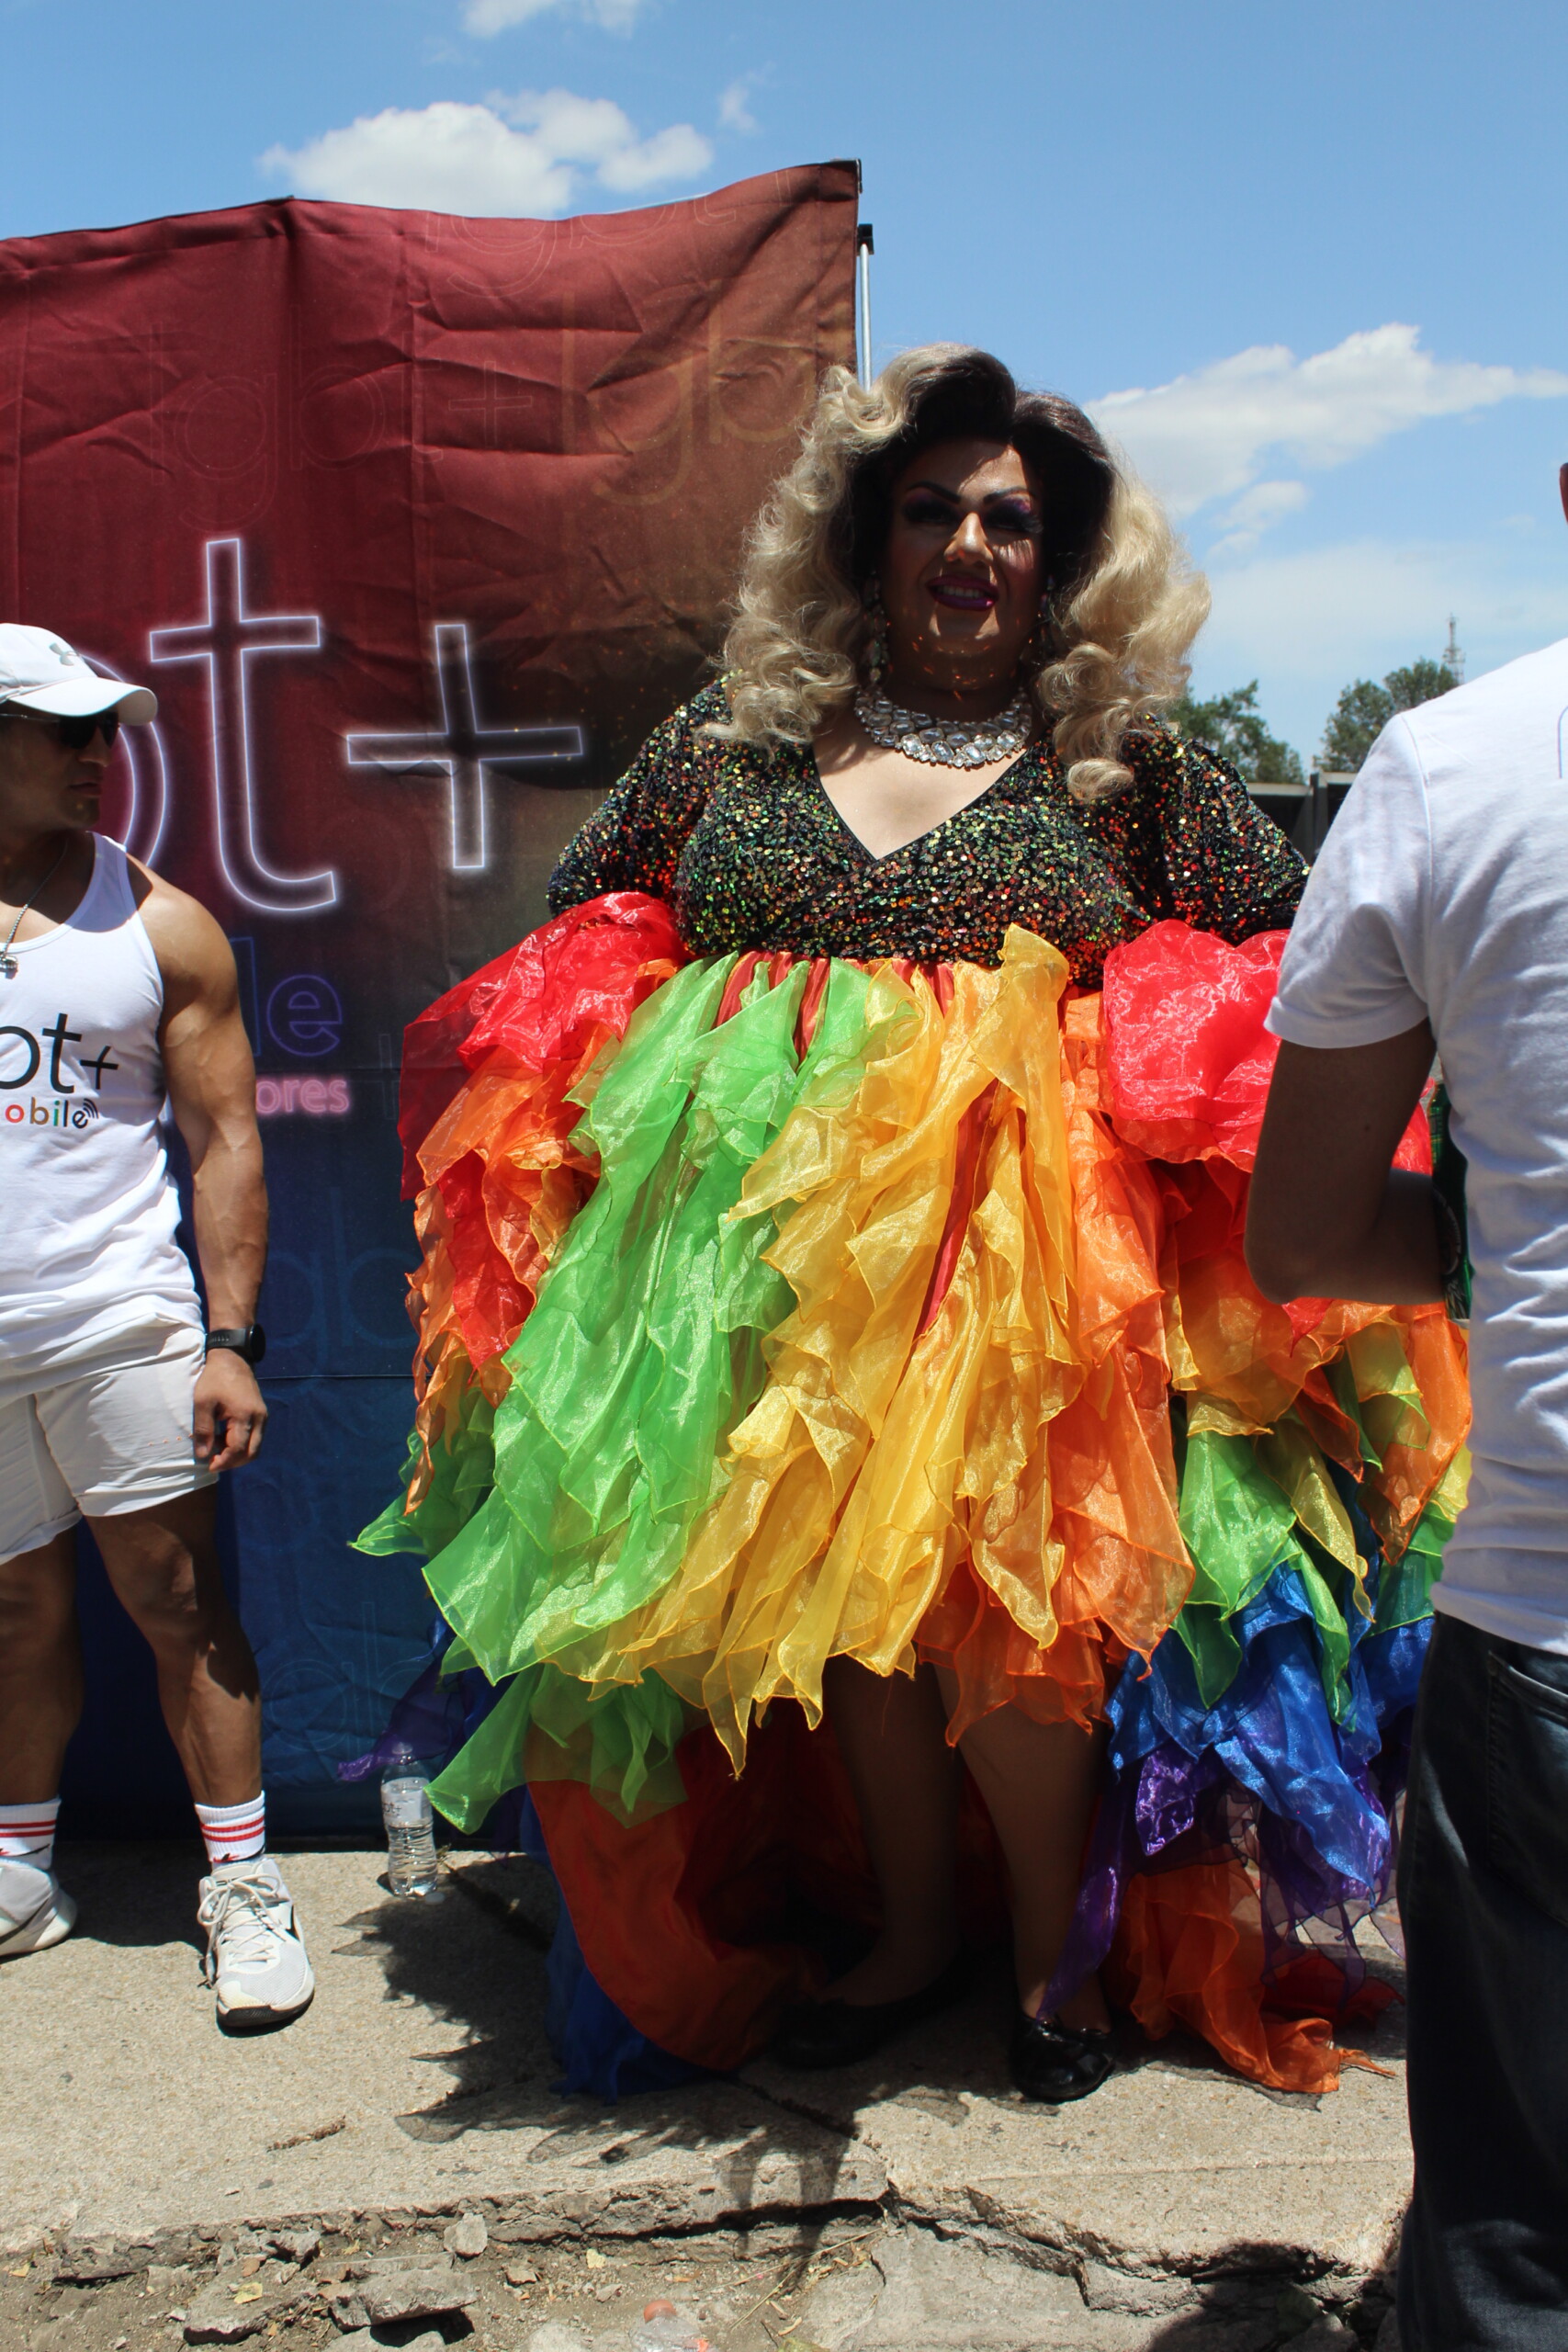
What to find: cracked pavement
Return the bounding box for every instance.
[0,1846,1411,2351]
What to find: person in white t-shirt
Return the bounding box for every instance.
[1247,578,1568,2348]
[0,625,311,2032]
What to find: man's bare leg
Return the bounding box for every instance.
[82,1489,310,2028]
[87,1488,260,1806]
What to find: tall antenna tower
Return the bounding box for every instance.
[1444,615,1465,684]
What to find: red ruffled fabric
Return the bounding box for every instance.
[399,893,686,1502]
[1102,918,1432,1177]
[534,1710,1012,2073]
[398,890,688,1198]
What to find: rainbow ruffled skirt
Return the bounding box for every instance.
[359,890,1468,2097]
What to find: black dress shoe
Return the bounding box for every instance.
[770,1951,972,2070]
[1010,2009,1115,2103]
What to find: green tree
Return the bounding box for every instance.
[1322,658,1457,772]
[1386,658,1460,711]
[1169,681,1305,786]
[1322,681,1394,773]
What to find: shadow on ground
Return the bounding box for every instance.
[1122,2233,1402,2350]
[323,1853,893,2223]
[337,1849,1410,2130]
[48,1840,1408,2169]
[52,1840,210,1953]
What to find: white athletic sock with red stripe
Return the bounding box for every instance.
[0,1799,60,1871]
[195,1794,267,1868]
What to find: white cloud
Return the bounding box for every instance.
[489,88,712,190]
[1093,325,1568,522]
[1205,537,1568,682]
[465,0,554,26]
[718,75,760,133]
[1208,478,1310,559]
[262,102,570,213]
[598,120,712,189]
[464,0,645,34]
[260,88,712,216]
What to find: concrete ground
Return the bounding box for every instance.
[0,1844,1408,2352]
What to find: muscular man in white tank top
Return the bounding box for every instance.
[0,627,311,2030]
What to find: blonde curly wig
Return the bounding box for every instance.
[709,345,1210,803]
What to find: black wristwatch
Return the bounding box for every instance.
[205,1324,267,1366]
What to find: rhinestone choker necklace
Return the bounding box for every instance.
[853,681,1034,769]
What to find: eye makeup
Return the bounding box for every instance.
[897,490,1042,537]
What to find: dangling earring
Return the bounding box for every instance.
[862,579,888,684]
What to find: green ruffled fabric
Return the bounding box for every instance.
[357,1390,497,1564]
[369,951,908,1828]
[1377,1496,1455,1634]
[427,1660,694,1831]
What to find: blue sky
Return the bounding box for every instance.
[4,0,1566,763]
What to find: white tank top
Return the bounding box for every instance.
[0,835,199,1362]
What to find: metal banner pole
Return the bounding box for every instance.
[857,223,875,387]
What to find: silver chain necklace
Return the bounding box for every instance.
[0,843,69,979]
[853,681,1034,769]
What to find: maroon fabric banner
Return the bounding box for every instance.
[0,166,857,1810]
[0,164,857,972]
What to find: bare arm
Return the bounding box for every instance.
[1245,1024,1444,1306]
[138,873,268,1472]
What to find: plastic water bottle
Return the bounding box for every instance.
[380,1748,441,1897]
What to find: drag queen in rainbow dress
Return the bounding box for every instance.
[361,347,1468,2104]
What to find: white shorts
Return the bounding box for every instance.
[0,1318,218,1564]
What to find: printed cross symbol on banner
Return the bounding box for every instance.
[344,624,586,873]
[148,538,339,914]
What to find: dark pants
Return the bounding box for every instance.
[1399,1611,1568,2348]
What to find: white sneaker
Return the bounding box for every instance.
[0,1857,76,1959]
[197,1857,314,2032]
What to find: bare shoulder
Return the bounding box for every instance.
[125,855,237,1004]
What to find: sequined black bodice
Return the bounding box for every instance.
[549,683,1305,984]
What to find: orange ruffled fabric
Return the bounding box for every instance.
[1089,920,1468,2091]
[530,1705,1017,2074]
[1105,1861,1395,2094]
[917,987,1174,1735]
[1103,919,1464,1566]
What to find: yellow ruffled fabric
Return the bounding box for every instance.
[539,929,1190,1770]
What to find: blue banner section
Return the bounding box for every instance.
[233,1381,433,1788]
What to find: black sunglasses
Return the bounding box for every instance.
[1,707,120,752]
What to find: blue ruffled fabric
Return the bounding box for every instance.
[1050,1536,1432,2012]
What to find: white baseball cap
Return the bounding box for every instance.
[0,625,155,724]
